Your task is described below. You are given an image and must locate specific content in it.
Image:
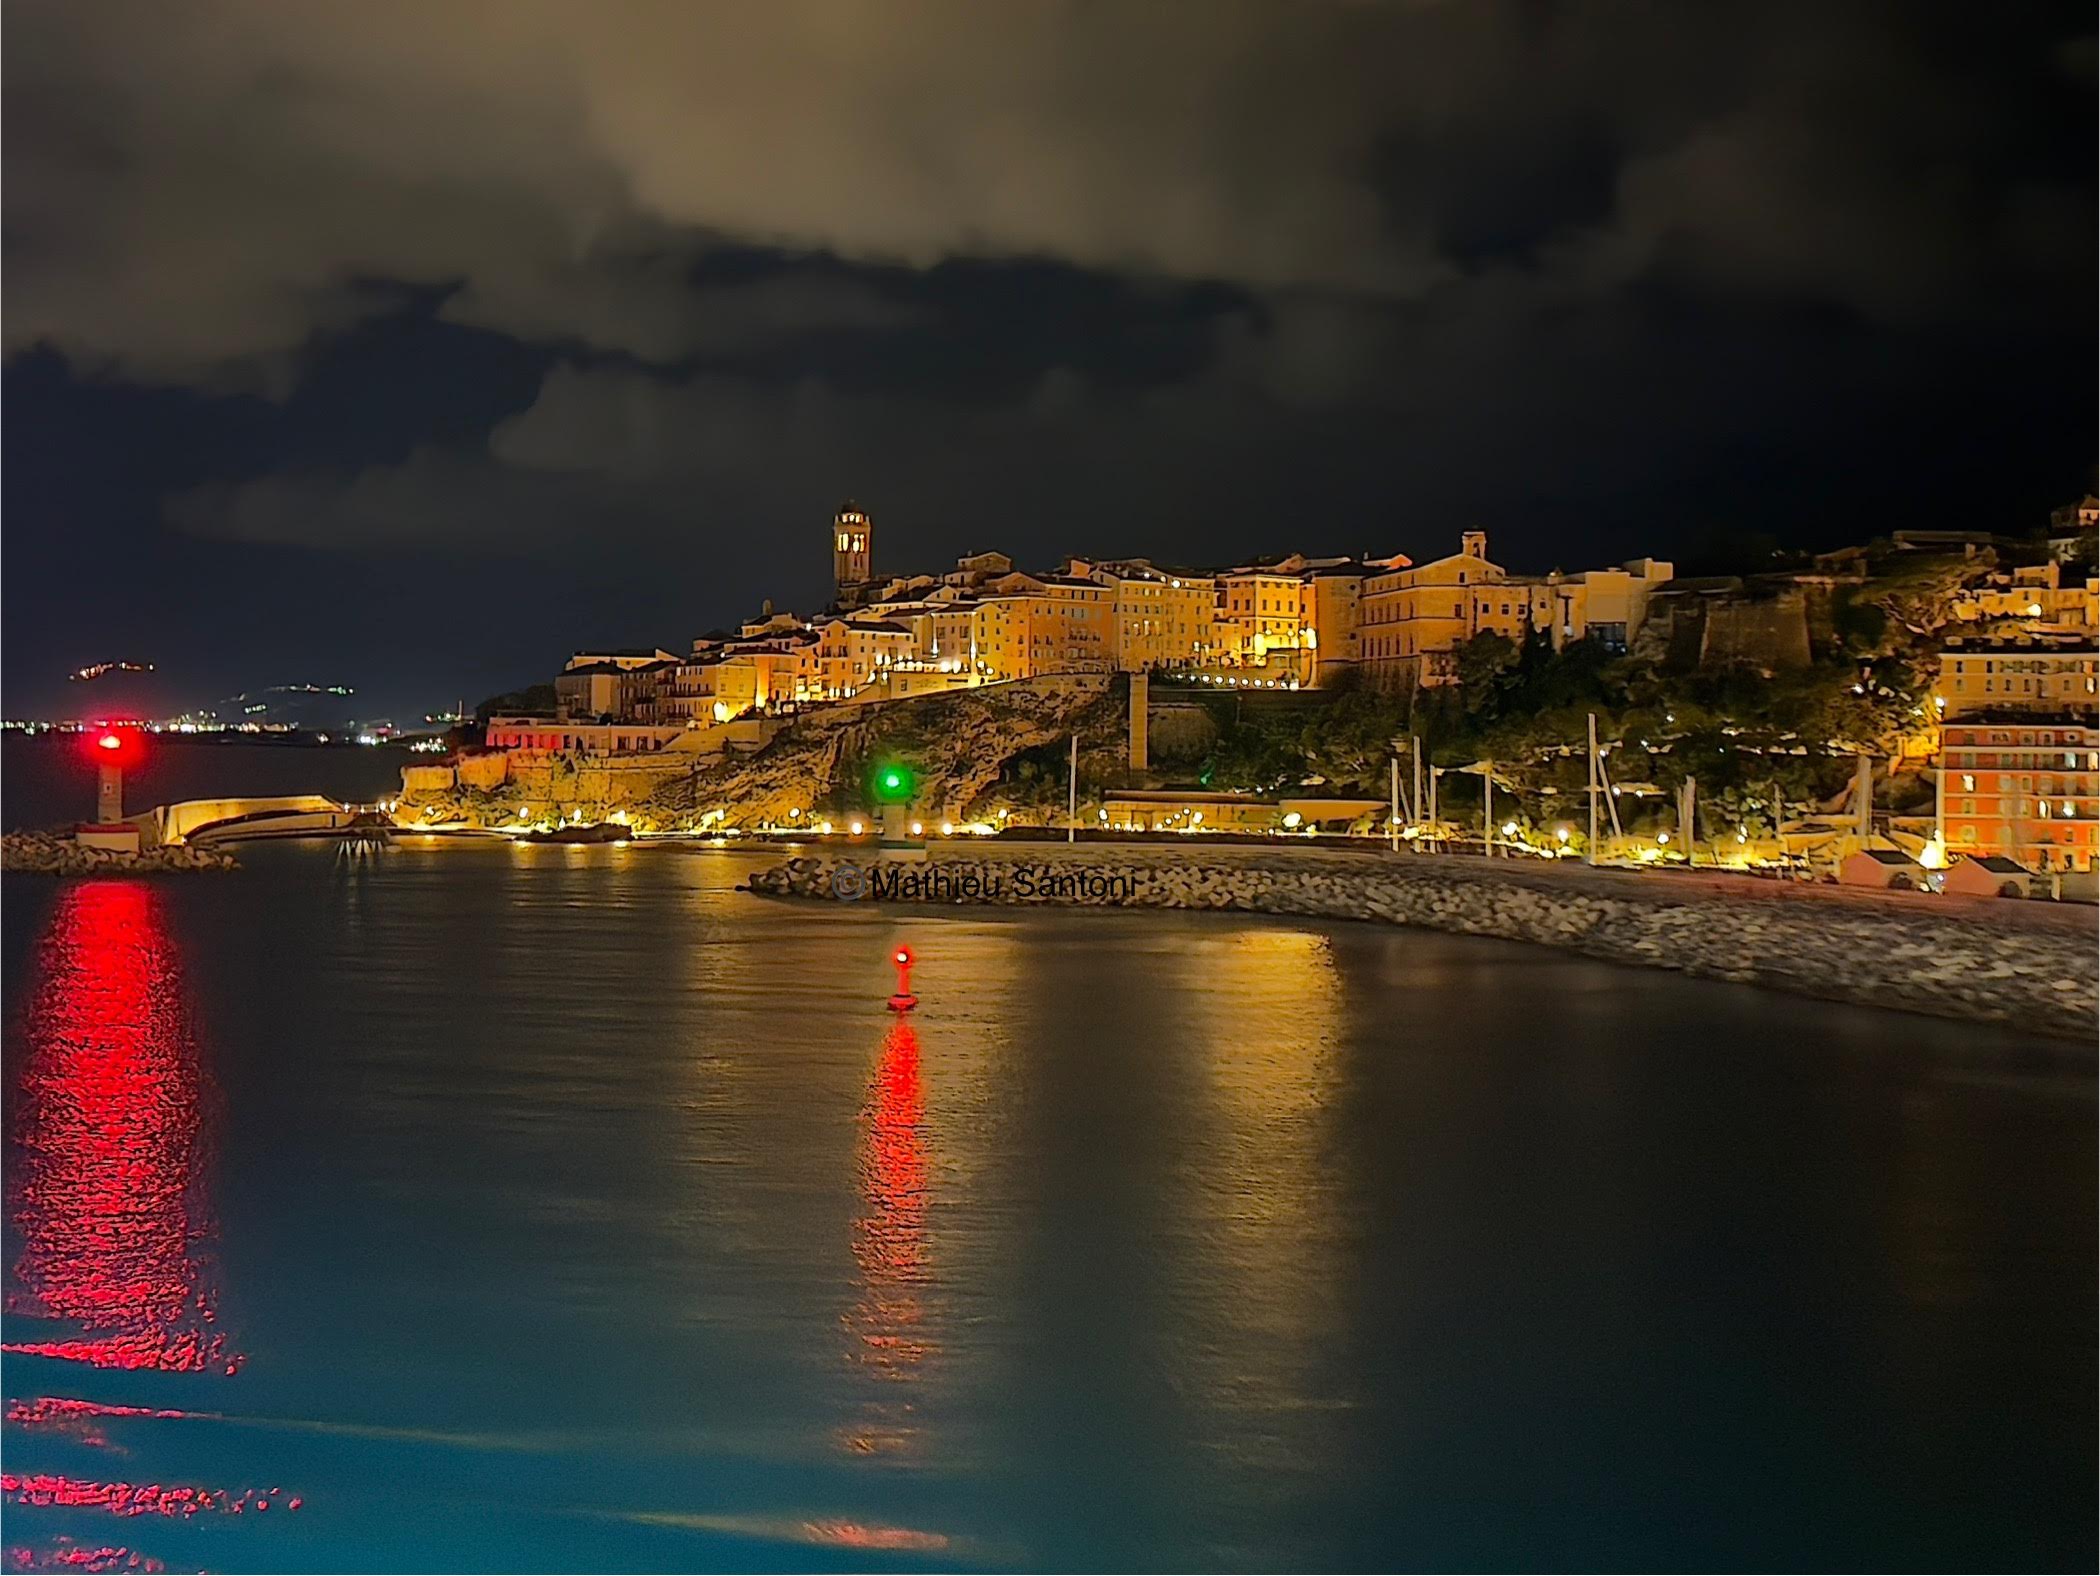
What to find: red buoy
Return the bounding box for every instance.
[887,944,917,1012]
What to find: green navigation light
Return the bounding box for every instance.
[871,762,916,803]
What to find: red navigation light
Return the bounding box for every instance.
[81,727,144,769]
[887,944,917,1012]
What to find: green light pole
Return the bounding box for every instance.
[869,760,925,860]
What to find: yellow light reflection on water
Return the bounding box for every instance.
[1164,927,1349,1469]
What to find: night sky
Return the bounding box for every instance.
[4,0,2093,722]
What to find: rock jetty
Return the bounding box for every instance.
[2,830,238,875]
[747,844,2096,1040]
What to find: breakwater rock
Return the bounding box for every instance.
[747,845,2097,1039]
[517,822,628,844]
[2,830,238,875]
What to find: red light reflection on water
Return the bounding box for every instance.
[803,1519,950,1553]
[0,1475,293,1520]
[5,1401,190,1427]
[2,883,230,1375]
[2,1400,191,1452]
[3,889,292,1572]
[5,1541,164,1572]
[838,1017,934,1455]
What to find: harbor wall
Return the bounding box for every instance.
[748,845,2095,1039]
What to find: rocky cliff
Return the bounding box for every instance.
[643,675,1119,827]
[397,676,1119,833]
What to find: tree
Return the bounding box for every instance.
[1857,552,1987,640]
[1452,632,1524,712]
[1295,689,1409,792]
[1201,717,1300,793]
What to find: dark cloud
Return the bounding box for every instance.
[441,249,931,364]
[2,0,2092,717]
[11,0,2081,379]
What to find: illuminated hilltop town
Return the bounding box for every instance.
[510,502,1683,736]
[463,496,2100,879]
[5,495,2094,888]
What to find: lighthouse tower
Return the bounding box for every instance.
[832,501,872,597]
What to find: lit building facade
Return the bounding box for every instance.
[814,618,918,695]
[1071,559,1218,672]
[555,662,624,721]
[1937,717,2099,872]
[947,550,1013,584]
[1950,563,2100,633]
[1359,531,1673,688]
[1934,636,2100,873]
[564,648,680,672]
[1216,569,1313,667]
[1034,578,1115,672]
[1940,635,2100,718]
[485,716,685,753]
[1360,531,1512,687]
[966,597,1030,681]
[1301,567,1364,686]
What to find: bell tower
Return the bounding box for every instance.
[833,501,872,594]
